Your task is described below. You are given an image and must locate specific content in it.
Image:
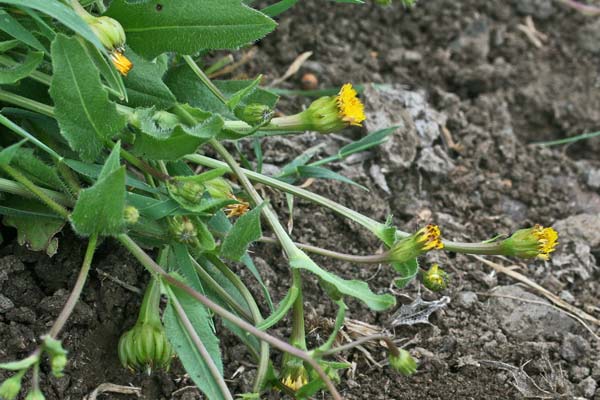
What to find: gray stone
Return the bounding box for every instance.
[0,294,14,313]
[577,377,597,398]
[570,365,591,382]
[514,0,557,19]
[561,333,590,363]
[489,285,577,340]
[553,214,600,247]
[585,169,600,190]
[456,291,478,309]
[417,146,455,176]
[578,19,600,54]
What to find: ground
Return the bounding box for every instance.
[1,0,600,399]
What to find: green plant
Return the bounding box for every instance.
[0,1,559,399]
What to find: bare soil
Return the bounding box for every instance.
[2,1,600,399]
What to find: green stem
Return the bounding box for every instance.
[106,141,171,182]
[186,155,509,256]
[117,234,342,400]
[204,254,270,392]
[166,285,235,400]
[191,257,254,321]
[0,177,74,207]
[290,271,306,350]
[56,160,81,196]
[1,164,70,218]
[183,55,228,105]
[0,114,63,161]
[0,89,54,118]
[49,234,98,338]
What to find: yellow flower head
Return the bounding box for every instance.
[336,83,366,126]
[225,194,250,218]
[415,224,444,251]
[531,225,559,260]
[281,367,308,391]
[110,49,133,76]
[388,224,443,264]
[501,224,558,260]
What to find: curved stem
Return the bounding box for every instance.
[167,285,235,400]
[183,56,228,105]
[318,334,399,358]
[117,234,342,400]
[259,236,387,264]
[49,234,98,338]
[0,89,55,118]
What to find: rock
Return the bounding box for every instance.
[417,146,455,176]
[585,168,600,190]
[456,291,478,309]
[0,294,14,313]
[514,0,557,19]
[553,214,600,247]
[578,19,600,54]
[577,377,597,398]
[489,285,577,340]
[570,365,591,382]
[561,333,590,363]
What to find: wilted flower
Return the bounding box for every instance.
[388,224,443,264]
[500,225,558,260]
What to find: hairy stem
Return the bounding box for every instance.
[117,234,342,400]
[183,55,228,104]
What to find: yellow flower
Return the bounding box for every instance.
[110,49,133,76]
[225,194,250,218]
[280,366,308,391]
[500,224,558,260]
[336,83,366,126]
[388,224,443,264]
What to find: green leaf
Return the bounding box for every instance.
[81,40,127,101]
[220,203,265,261]
[3,197,65,257]
[165,68,279,118]
[132,110,223,160]
[256,285,299,330]
[0,0,106,53]
[393,258,419,288]
[164,283,224,400]
[0,9,45,51]
[0,354,40,371]
[0,51,43,84]
[49,34,127,162]
[290,252,395,311]
[0,139,25,165]
[105,0,276,59]
[122,47,176,108]
[12,147,63,191]
[226,75,261,110]
[0,39,21,52]
[296,165,367,190]
[262,0,299,17]
[70,143,126,236]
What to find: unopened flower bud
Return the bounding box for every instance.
[235,103,274,125]
[500,225,558,260]
[171,217,198,244]
[422,264,448,292]
[124,206,140,224]
[0,373,24,400]
[172,181,206,204]
[118,322,173,374]
[25,389,45,400]
[388,225,443,264]
[389,349,417,376]
[87,16,126,50]
[204,178,233,200]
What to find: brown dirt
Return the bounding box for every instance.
[2,1,600,399]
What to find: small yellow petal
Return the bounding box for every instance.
[110,50,133,76]
[336,83,366,126]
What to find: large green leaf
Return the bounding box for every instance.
[70,143,126,236]
[105,0,276,59]
[220,203,265,261]
[0,0,106,53]
[164,283,224,400]
[2,197,65,257]
[122,48,176,108]
[290,251,396,311]
[0,9,45,51]
[49,34,127,162]
[0,51,43,84]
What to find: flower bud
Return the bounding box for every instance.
[235,103,274,125]
[171,217,198,244]
[388,225,443,264]
[123,206,140,224]
[118,322,173,374]
[152,110,181,129]
[175,181,205,204]
[389,349,417,376]
[422,264,448,292]
[204,178,233,200]
[280,361,308,392]
[87,16,126,50]
[24,389,45,400]
[50,354,68,378]
[500,225,558,260]
[0,373,24,400]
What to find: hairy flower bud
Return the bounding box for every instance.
[204,178,233,200]
[388,225,443,264]
[235,103,274,125]
[171,217,198,244]
[0,373,24,400]
[422,264,448,292]
[123,206,140,225]
[500,225,558,260]
[389,349,417,376]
